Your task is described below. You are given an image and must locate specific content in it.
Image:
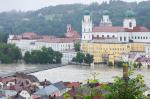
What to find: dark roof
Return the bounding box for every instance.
[15,73,39,83]
[53,81,66,90]
[33,85,59,96]
[12,95,25,99]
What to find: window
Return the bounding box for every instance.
[143,37,145,39]
[129,22,132,28]
[97,35,99,38]
[120,37,122,41]
[124,37,126,41]
[112,35,115,38]
[138,37,140,39]
[102,35,104,38]
[107,35,109,38]
[135,36,137,39]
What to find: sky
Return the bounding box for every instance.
[0,0,147,12]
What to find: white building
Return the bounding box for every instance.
[7,25,80,57]
[61,50,77,64]
[82,10,150,43]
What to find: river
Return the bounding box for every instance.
[0,64,149,87]
[32,65,150,88]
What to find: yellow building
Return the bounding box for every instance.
[81,42,146,64]
[81,42,131,64]
[130,43,145,52]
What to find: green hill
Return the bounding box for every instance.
[0,0,150,37]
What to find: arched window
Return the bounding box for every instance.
[112,35,115,38]
[135,36,137,39]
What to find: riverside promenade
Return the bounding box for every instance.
[0,64,67,77]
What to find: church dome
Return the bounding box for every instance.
[84,10,90,15]
[125,10,135,18]
[103,10,110,15]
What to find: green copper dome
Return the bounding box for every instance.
[103,10,109,15]
[125,10,135,18]
[84,10,90,15]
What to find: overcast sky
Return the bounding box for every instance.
[0,0,147,12]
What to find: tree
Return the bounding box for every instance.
[54,51,63,63]
[23,47,63,64]
[76,52,85,64]
[24,51,31,63]
[74,42,81,52]
[0,43,22,64]
[84,53,94,66]
[103,73,147,99]
[108,61,113,66]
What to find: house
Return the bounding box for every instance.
[64,82,81,88]
[53,81,68,96]
[32,85,60,99]
[0,89,17,99]
[12,90,31,99]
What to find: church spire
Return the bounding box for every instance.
[100,10,112,26]
[123,10,136,29]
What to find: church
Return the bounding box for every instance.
[81,10,150,64]
[82,10,150,43]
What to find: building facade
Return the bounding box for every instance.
[81,10,150,64]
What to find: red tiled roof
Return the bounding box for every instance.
[22,32,40,39]
[125,26,149,32]
[38,38,76,43]
[65,30,81,38]
[66,82,80,88]
[41,35,56,40]
[93,26,150,32]
[93,26,124,32]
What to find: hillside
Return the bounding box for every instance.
[0,0,150,37]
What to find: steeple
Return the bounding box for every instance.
[82,10,93,33]
[123,10,136,29]
[100,10,112,26]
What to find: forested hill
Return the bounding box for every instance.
[0,0,150,37]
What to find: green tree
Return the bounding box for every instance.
[84,53,94,66]
[24,51,31,63]
[74,42,81,52]
[103,74,147,99]
[54,51,63,63]
[0,43,22,63]
[76,52,85,64]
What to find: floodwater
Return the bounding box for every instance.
[31,65,150,87]
[0,64,149,87]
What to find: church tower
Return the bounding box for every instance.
[82,10,93,33]
[123,10,136,29]
[100,10,112,26]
